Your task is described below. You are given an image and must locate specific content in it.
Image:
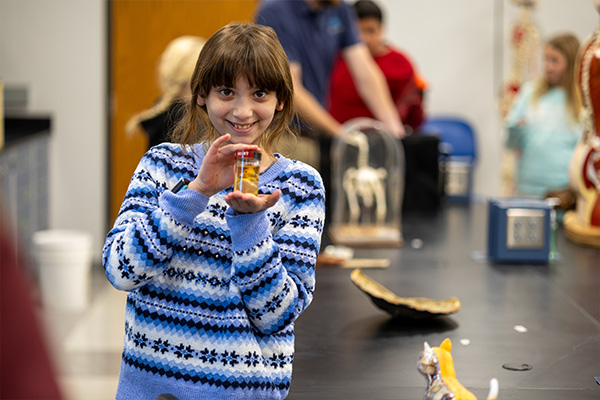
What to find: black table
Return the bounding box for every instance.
[288,203,600,399]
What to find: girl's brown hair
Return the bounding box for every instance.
[533,33,582,123]
[172,23,296,155]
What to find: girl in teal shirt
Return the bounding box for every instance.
[505,33,583,197]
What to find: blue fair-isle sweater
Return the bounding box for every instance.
[103,143,325,400]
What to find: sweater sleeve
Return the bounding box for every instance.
[226,170,325,335]
[102,150,207,291]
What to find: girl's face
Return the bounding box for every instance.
[198,75,283,145]
[358,17,384,57]
[543,44,568,87]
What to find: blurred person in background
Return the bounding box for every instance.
[328,0,427,133]
[1,211,64,400]
[125,35,206,149]
[505,32,583,206]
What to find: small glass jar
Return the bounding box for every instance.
[233,149,261,195]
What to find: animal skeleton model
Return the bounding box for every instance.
[500,0,540,195]
[417,339,498,400]
[342,130,388,225]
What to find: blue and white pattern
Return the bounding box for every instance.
[103,143,325,400]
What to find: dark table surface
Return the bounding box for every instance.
[288,203,600,399]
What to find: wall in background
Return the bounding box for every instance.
[0,0,597,262]
[0,0,106,261]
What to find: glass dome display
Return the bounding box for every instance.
[329,118,405,247]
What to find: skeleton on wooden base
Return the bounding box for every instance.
[342,130,388,225]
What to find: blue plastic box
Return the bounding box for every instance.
[487,197,551,264]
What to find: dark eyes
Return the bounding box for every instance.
[216,88,269,98]
[255,90,267,98]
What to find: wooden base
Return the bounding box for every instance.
[329,224,403,247]
[563,211,600,248]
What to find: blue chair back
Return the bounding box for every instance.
[420,117,477,163]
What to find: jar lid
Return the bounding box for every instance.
[234,149,261,160]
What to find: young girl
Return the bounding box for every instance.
[505,33,583,197]
[103,24,325,400]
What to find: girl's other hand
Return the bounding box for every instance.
[224,190,281,214]
[188,134,260,197]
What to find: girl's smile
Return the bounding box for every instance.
[228,121,256,132]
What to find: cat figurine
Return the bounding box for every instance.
[417,338,499,400]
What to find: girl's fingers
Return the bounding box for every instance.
[225,190,281,213]
[210,135,261,156]
[208,134,231,154]
[225,192,254,204]
[263,190,281,208]
[218,144,262,158]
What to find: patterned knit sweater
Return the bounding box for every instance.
[103,143,325,400]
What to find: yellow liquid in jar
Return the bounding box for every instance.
[234,164,260,194]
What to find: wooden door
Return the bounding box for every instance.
[109,0,258,223]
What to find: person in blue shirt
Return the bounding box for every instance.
[505,33,583,197]
[255,0,404,224]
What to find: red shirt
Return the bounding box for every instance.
[328,46,425,130]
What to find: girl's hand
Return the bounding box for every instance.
[188,134,260,197]
[224,190,281,214]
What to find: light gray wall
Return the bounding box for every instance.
[0,0,597,263]
[0,0,106,261]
